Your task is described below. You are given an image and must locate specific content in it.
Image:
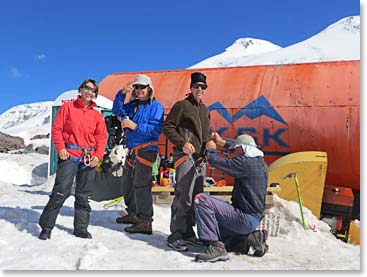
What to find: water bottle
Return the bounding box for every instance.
[169,168,176,186]
[121,115,129,134]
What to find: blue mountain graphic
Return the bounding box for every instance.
[208,96,287,125]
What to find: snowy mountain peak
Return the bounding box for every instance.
[0,101,52,145]
[189,37,282,68]
[0,102,52,131]
[225,38,282,56]
[324,16,360,34]
[190,15,360,68]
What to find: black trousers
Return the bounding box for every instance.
[167,151,205,243]
[39,159,95,232]
[121,149,157,222]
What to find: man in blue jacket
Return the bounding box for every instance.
[112,74,164,234]
[194,133,269,262]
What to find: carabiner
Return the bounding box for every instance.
[84,153,91,166]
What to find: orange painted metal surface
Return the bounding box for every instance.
[99,61,360,191]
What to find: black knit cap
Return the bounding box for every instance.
[190,72,207,86]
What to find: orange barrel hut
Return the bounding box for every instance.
[99,60,360,192]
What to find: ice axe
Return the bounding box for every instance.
[283,172,308,230]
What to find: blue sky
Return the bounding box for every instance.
[0,0,360,114]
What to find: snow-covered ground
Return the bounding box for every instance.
[0,151,360,270]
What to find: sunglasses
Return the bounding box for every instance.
[133,84,148,90]
[192,83,207,90]
[83,86,97,94]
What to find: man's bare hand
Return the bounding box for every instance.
[89,156,99,168]
[206,140,217,150]
[58,149,69,160]
[211,132,226,146]
[121,119,137,130]
[183,142,196,155]
[122,82,133,95]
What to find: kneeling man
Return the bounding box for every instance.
[194,133,269,262]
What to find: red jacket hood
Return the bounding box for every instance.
[75,96,97,109]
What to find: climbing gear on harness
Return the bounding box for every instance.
[174,155,189,169]
[130,141,158,154]
[69,156,90,171]
[189,155,206,175]
[65,143,96,152]
[126,141,158,169]
[82,148,91,167]
[65,143,96,171]
[174,153,206,174]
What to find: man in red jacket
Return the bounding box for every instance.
[38,79,107,240]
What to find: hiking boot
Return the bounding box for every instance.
[183,236,205,247]
[226,234,250,254]
[39,228,51,240]
[116,213,137,224]
[124,221,152,235]
[248,230,269,257]
[167,239,189,252]
[195,241,229,263]
[73,230,92,239]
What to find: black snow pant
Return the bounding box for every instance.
[39,158,95,232]
[121,149,157,222]
[167,150,205,243]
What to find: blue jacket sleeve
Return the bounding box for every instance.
[112,90,127,116]
[135,101,165,137]
[207,149,246,178]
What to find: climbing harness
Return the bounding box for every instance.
[66,143,96,171]
[126,141,158,168]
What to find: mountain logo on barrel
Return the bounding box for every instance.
[208,95,289,156]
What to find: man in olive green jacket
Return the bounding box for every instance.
[163,72,211,251]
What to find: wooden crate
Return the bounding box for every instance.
[152,186,233,205]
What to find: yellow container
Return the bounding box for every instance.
[349,220,360,245]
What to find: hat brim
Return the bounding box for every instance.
[132,80,150,86]
[228,143,238,150]
[229,143,257,149]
